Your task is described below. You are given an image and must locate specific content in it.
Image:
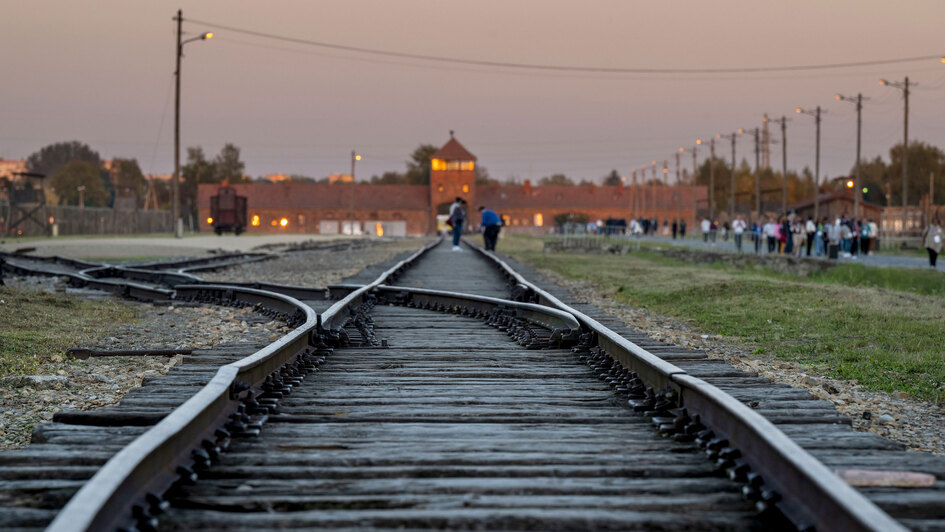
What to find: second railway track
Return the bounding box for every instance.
[1,238,943,531]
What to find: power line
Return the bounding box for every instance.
[186,17,942,75]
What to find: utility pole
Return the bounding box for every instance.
[676,149,682,227]
[709,139,716,220]
[631,169,637,218]
[881,77,912,233]
[750,128,760,218]
[767,116,789,214]
[173,9,182,238]
[798,105,826,221]
[172,10,212,238]
[717,132,739,220]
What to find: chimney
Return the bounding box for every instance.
[523,179,532,196]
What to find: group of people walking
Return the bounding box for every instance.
[446,197,503,252]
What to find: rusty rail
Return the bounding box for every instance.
[466,241,905,532]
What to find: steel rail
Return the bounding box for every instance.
[46,237,441,532]
[466,242,905,532]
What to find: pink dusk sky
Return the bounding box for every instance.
[3,1,944,182]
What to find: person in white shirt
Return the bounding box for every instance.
[804,217,817,256]
[763,217,779,253]
[732,216,747,252]
[700,217,711,243]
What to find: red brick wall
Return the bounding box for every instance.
[199,207,429,235]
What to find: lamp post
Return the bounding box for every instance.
[797,105,825,221]
[880,77,912,233]
[173,9,213,238]
[717,132,740,220]
[348,150,361,235]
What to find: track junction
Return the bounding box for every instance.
[0,238,943,531]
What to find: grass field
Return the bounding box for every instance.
[0,286,136,377]
[502,235,945,402]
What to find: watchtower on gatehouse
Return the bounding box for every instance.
[430,132,476,233]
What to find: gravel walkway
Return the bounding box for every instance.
[533,267,945,457]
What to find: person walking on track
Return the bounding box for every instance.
[448,197,466,251]
[478,206,502,251]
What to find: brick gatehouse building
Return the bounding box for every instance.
[198,135,707,236]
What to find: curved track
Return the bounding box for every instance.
[1,239,943,530]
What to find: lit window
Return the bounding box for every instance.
[375,222,384,236]
[460,161,475,171]
[271,220,277,226]
[298,215,305,226]
[280,218,289,227]
[534,213,543,227]
[251,214,260,226]
[462,184,469,193]
[431,159,446,171]
[502,215,510,226]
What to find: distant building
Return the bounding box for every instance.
[198,134,707,236]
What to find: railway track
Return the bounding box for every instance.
[1,238,943,530]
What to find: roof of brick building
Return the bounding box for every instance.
[431,137,476,161]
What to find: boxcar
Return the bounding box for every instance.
[209,186,247,235]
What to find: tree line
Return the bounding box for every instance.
[23,138,945,218]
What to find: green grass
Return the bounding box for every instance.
[0,286,137,377]
[503,235,945,402]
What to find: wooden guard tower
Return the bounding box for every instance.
[6,172,49,236]
[429,131,477,233]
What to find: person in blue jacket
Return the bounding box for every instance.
[478,206,502,251]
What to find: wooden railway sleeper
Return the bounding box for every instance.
[569,333,799,529]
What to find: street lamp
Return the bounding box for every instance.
[173,9,213,238]
[348,151,361,235]
[797,105,825,221]
[879,77,912,233]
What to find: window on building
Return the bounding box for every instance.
[534,213,543,227]
[431,159,446,171]
[462,184,469,193]
[298,214,305,226]
[251,214,260,226]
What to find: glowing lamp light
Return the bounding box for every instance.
[795,108,803,114]
[375,223,384,237]
[846,180,855,188]
[279,218,289,227]
[206,217,213,224]
[251,215,260,226]
[202,32,213,40]
[696,139,702,145]
[862,187,869,194]
[354,155,361,161]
